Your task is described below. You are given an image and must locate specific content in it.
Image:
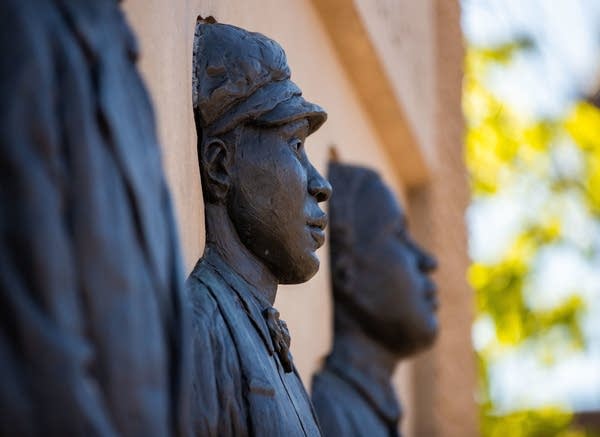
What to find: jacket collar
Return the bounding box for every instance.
[196,249,276,355]
[325,348,401,427]
[58,0,171,290]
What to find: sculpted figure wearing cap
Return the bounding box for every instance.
[186,20,331,436]
[311,163,439,437]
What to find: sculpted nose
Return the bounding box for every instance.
[308,165,332,203]
[419,250,438,273]
[412,241,437,273]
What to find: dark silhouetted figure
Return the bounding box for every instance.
[312,163,439,437]
[186,21,331,436]
[0,1,190,435]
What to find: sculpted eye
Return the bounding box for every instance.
[290,138,303,155]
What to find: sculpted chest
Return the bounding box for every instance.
[189,259,320,436]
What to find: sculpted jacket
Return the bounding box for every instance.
[312,355,402,437]
[0,0,190,435]
[186,248,321,436]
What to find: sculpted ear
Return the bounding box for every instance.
[201,138,233,203]
[330,228,355,297]
[332,252,353,295]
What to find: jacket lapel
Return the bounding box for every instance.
[55,0,170,293]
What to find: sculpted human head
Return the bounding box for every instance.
[193,21,331,284]
[328,162,438,357]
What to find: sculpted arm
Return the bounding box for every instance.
[187,279,248,437]
[188,281,228,437]
[0,3,116,435]
[189,307,220,436]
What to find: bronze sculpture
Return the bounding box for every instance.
[0,1,190,435]
[187,20,331,436]
[311,162,438,437]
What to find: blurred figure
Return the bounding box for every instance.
[0,1,190,435]
[312,162,439,437]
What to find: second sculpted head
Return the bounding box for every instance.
[193,20,331,285]
[328,162,439,357]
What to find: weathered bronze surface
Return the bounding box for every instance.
[312,162,438,437]
[187,20,331,436]
[0,1,190,435]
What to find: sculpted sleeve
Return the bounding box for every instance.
[187,278,248,436]
[0,2,116,435]
[189,291,220,436]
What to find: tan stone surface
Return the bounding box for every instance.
[354,0,438,171]
[308,0,428,186]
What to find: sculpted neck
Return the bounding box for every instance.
[331,311,399,381]
[204,202,278,304]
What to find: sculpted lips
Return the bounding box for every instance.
[424,281,439,311]
[307,214,327,248]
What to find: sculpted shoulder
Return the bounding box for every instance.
[185,265,221,326]
[0,0,58,51]
[0,0,59,86]
[312,370,358,436]
[1,0,47,26]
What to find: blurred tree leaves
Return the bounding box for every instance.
[465,39,600,436]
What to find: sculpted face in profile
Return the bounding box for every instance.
[225,118,330,285]
[312,162,438,437]
[186,19,330,436]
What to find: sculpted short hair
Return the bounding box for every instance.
[327,162,382,298]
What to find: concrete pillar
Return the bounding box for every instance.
[408,1,478,436]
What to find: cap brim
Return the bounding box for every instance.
[254,95,327,135]
[208,79,327,136]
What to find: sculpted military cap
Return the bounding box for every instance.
[192,21,327,136]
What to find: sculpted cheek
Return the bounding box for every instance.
[273,157,308,212]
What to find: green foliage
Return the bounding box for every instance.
[482,408,581,437]
[464,41,600,436]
